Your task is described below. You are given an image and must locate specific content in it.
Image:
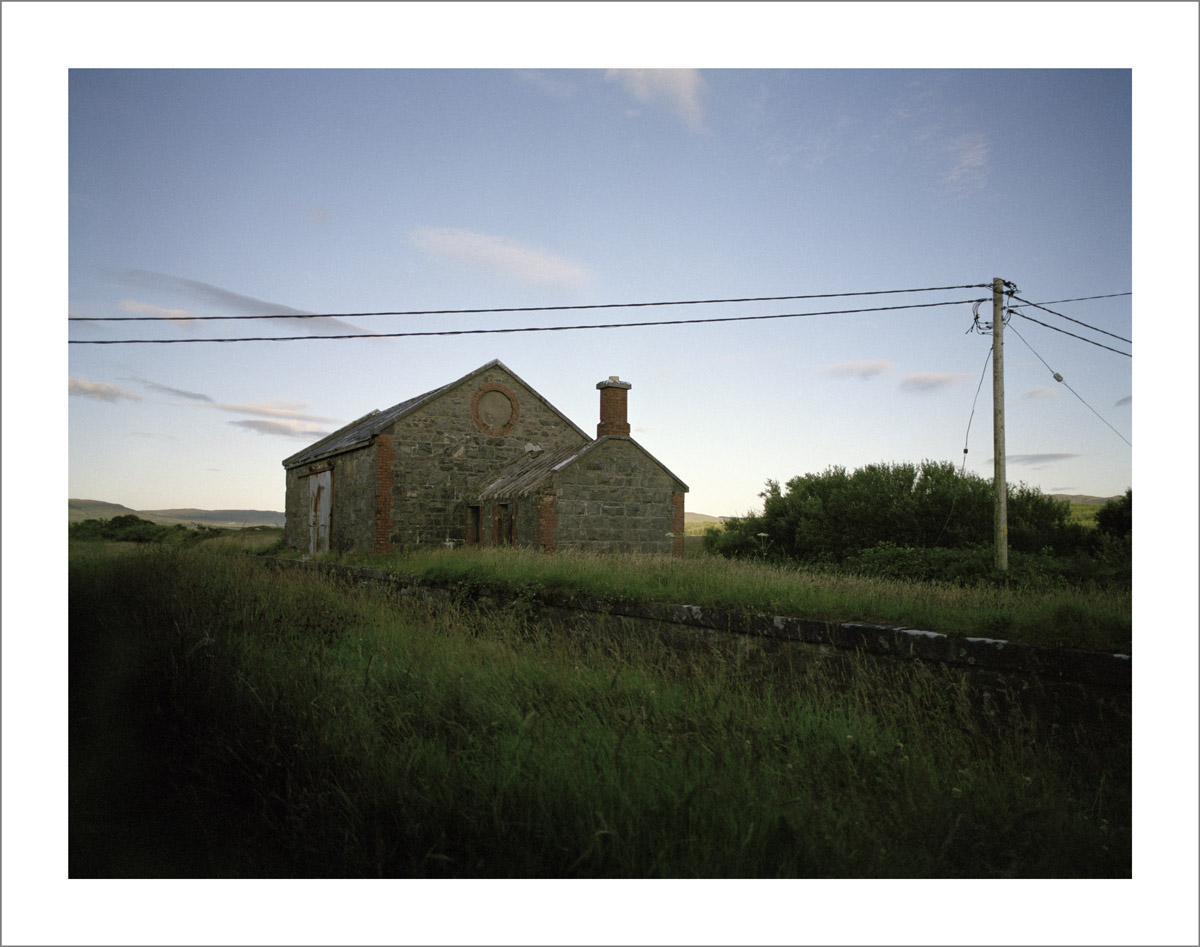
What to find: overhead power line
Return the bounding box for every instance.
[68,297,988,344]
[1007,322,1132,447]
[1008,293,1131,345]
[1013,311,1131,357]
[1009,291,1131,307]
[68,283,991,323]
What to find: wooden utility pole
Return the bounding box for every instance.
[992,277,1008,572]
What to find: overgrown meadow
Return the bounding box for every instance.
[70,539,1130,878]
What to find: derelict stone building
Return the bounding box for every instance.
[282,360,687,557]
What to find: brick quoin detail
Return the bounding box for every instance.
[537,493,558,551]
[374,435,395,554]
[671,491,686,558]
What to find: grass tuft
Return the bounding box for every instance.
[329,545,1130,652]
[70,544,1130,878]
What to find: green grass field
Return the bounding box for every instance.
[324,543,1130,653]
[70,543,1130,879]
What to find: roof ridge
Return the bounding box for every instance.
[283,360,592,469]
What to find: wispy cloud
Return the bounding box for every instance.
[119,299,194,323]
[826,360,892,380]
[229,419,330,439]
[122,374,339,436]
[878,83,990,195]
[941,131,991,194]
[1006,453,1082,466]
[409,228,590,288]
[117,269,373,336]
[212,400,339,423]
[1020,386,1060,403]
[605,69,706,130]
[69,377,142,402]
[899,372,969,392]
[127,378,214,402]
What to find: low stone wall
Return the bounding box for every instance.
[263,558,1131,732]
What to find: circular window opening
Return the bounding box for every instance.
[471,384,519,436]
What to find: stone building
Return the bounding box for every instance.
[282,360,687,557]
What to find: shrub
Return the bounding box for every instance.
[711,461,1087,567]
[69,515,222,546]
[1095,489,1132,538]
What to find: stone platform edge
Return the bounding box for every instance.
[264,558,1131,691]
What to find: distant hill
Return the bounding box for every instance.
[684,512,731,523]
[70,499,284,529]
[1048,494,1123,506]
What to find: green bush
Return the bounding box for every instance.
[842,541,1129,590]
[843,542,998,585]
[69,515,221,546]
[1095,489,1132,538]
[707,461,1089,568]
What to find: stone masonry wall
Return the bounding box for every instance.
[382,366,587,550]
[285,450,379,555]
[283,467,308,550]
[266,557,1132,737]
[552,437,683,555]
[324,447,377,554]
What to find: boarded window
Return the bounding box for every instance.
[491,503,514,546]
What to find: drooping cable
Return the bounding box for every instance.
[1009,293,1131,345]
[68,283,992,322]
[931,345,993,547]
[1008,291,1130,307]
[1014,312,1131,357]
[67,296,989,344]
[1007,322,1132,447]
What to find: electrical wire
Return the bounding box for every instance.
[1008,294,1131,345]
[1014,312,1131,357]
[67,296,990,344]
[68,283,992,323]
[931,345,993,547]
[1009,291,1131,307]
[961,346,993,470]
[1007,322,1132,447]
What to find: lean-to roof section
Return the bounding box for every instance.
[477,435,688,500]
[477,444,584,499]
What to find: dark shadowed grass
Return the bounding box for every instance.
[70,544,1130,878]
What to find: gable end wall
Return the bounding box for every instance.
[551,438,684,555]
[381,366,587,549]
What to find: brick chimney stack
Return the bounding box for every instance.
[596,375,631,437]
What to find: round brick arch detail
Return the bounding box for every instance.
[471,382,520,436]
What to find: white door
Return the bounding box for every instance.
[308,470,331,555]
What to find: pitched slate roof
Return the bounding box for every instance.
[476,444,584,500]
[282,359,588,469]
[281,387,438,468]
[477,436,689,500]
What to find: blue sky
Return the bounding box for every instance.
[63,65,1139,516]
[5,3,1199,945]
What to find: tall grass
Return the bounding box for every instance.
[71,544,1129,878]
[329,546,1130,652]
